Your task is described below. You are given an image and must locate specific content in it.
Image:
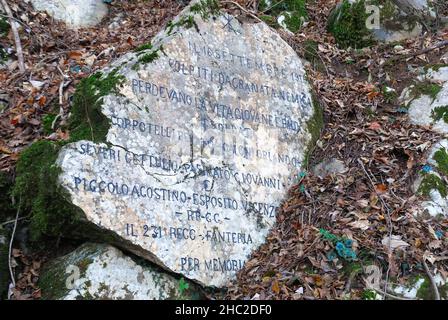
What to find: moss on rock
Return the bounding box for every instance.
[431,105,448,124]
[410,81,442,103]
[12,70,125,241]
[39,243,205,300]
[12,140,83,241]
[68,69,124,143]
[303,92,324,167]
[418,173,447,198]
[190,0,220,19]
[327,0,375,49]
[433,147,448,176]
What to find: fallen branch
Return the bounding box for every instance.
[1,217,25,226]
[387,40,448,65]
[221,1,264,23]
[357,158,394,299]
[0,0,25,73]
[372,288,414,301]
[422,259,441,300]
[8,201,20,291]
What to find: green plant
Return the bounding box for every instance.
[177,277,190,299]
[42,113,57,134]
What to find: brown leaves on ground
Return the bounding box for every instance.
[223,0,448,300]
[0,0,185,172]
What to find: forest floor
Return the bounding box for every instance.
[1,0,447,300]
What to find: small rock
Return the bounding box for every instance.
[313,158,347,178]
[30,0,108,28]
[38,243,204,300]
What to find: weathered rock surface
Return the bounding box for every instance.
[400,66,448,217]
[38,243,203,300]
[392,274,447,299]
[328,0,440,46]
[413,139,448,217]
[30,0,108,28]
[401,66,448,134]
[55,2,319,287]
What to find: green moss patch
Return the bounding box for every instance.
[327,0,375,49]
[418,173,447,198]
[410,81,442,103]
[134,43,153,53]
[12,141,82,241]
[0,17,9,37]
[303,92,324,167]
[13,70,125,241]
[190,0,220,19]
[68,69,124,143]
[433,147,448,176]
[431,105,448,123]
[166,15,197,36]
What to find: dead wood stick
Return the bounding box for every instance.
[422,259,441,300]
[372,288,414,301]
[221,1,263,23]
[0,0,25,72]
[387,40,448,65]
[8,201,20,290]
[357,158,394,299]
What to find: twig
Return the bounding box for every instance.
[221,1,263,23]
[422,259,441,300]
[372,288,414,301]
[387,40,448,65]
[357,158,393,299]
[0,0,25,73]
[1,217,25,226]
[261,0,286,14]
[8,201,20,290]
